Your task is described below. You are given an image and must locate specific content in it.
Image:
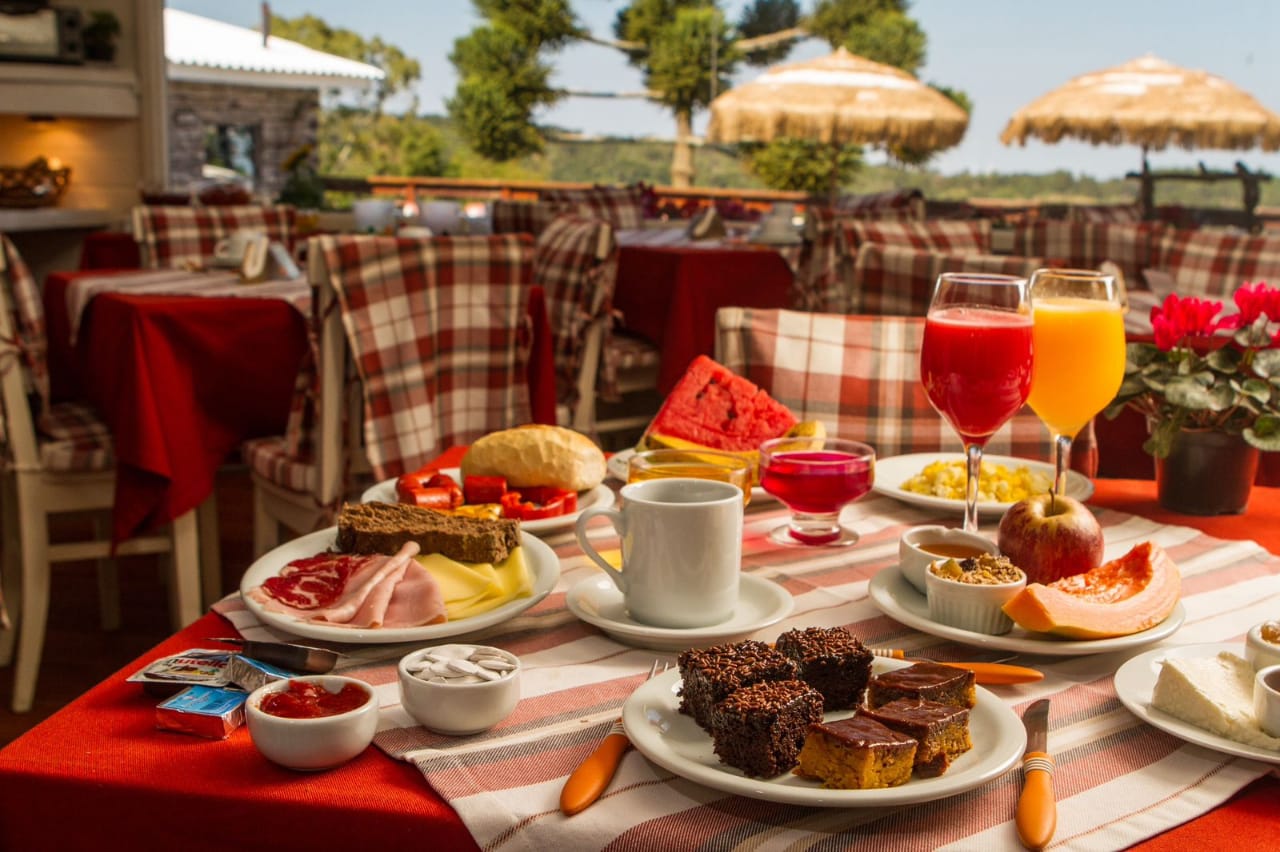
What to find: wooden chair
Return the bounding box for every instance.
[714,306,1096,473]
[0,235,202,713]
[131,204,296,269]
[533,213,659,438]
[244,234,537,553]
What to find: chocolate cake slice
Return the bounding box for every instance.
[775,626,873,711]
[708,679,824,778]
[677,640,798,730]
[866,661,976,710]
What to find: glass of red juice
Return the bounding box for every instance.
[758,436,876,546]
[920,272,1033,532]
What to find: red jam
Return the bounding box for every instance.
[259,680,369,719]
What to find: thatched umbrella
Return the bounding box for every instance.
[707,47,968,200]
[1001,55,1280,215]
[708,47,969,151]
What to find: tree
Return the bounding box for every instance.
[746,138,863,195]
[806,0,925,72]
[270,14,451,181]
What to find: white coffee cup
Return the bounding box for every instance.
[1254,664,1280,738]
[575,478,743,629]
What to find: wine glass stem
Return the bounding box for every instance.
[1053,432,1072,509]
[963,443,982,533]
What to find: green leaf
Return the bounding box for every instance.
[1244,416,1280,450]
[1253,349,1280,378]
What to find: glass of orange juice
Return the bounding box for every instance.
[1027,268,1126,496]
[627,449,754,505]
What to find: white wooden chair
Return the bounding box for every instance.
[0,235,202,713]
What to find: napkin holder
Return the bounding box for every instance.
[686,206,726,241]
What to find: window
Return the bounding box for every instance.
[204,124,259,184]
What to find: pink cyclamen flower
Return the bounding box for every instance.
[1149,293,1225,350]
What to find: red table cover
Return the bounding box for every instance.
[0,473,1275,851]
[613,245,793,393]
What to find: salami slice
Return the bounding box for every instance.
[260,554,369,609]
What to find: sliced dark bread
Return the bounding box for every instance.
[335,502,521,564]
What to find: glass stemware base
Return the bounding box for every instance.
[769,512,859,547]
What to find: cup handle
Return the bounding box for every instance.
[575,506,626,593]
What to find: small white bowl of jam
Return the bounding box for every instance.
[246,675,378,771]
[899,525,999,595]
[1246,620,1280,671]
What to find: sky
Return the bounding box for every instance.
[166,0,1280,180]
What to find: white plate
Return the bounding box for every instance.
[868,564,1185,656]
[239,527,559,644]
[606,448,775,504]
[623,661,1025,806]
[360,468,614,537]
[1115,643,1280,765]
[566,574,793,651]
[872,453,1095,517]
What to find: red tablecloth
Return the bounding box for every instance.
[43,273,557,543]
[0,474,1275,851]
[614,244,793,393]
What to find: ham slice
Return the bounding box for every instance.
[248,542,443,629]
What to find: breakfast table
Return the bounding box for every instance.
[1,443,1277,851]
[613,241,796,394]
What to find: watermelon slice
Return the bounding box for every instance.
[641,355,798,452]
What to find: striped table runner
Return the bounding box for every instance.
[65,269,311,343]
[216,494,1280,851]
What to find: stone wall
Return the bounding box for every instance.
[168,82,318,199]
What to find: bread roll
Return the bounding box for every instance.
[461,425,606,492]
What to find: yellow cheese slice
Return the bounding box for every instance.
[416,547,533,621]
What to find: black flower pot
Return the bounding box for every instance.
[1155,429,1260,515]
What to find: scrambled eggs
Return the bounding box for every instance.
[901,459,1051,503]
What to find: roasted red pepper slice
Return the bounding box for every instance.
[396,471,462,508]
[500,487,578,520]
[464,475,508,505]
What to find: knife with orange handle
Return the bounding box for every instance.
[1015,698,1056,850]
[870,648,1044,684]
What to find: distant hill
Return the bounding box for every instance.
[418,116,1280,209]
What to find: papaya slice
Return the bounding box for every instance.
[1001,541,1181,639]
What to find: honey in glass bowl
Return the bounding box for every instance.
[627,449,753,505]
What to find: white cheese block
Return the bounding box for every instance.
[1150,651,1280,751]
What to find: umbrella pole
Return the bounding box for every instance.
[1139,145,1154,220]
[827,143,841,205]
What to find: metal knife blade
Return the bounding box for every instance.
[209,638,339,673]
[1015,698,1056,851]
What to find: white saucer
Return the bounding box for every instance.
[566,573,793,651]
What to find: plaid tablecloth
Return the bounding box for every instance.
[216,491,1280,851]
[64,269,310,343]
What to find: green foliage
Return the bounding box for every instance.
[745,139,863,195]
[806,0,924,72]
[318,109,452,179]
[270,14,421,108]
[736,0,801,66]
[448,75,551,161]
[645,8,739,112]
[472,0,583,46]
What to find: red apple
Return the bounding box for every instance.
[997,493,1104,584]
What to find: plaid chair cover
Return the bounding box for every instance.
[132,204,296,269]
[1070,203,1143,224]
[490,200,567,237]
[1011,221,1164,290]
[834,189,925,221]
[1151,227,1280,298]
[850,243,1042,316]
[533,214,620,407]
[243,435,317,494]
[795,207,855,312]
[0,235,113,472]
[844,219,993,255]
[540,184,646,229]
[715,307,1070,465]
[317,234,534,479]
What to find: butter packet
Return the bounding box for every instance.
[128,649,234,697]
[155,686,248,739]
[226,654,297,694]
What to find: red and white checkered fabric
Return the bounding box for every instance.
[1070,203,1143,224]
[540,184,646,229]
[36,401,114,471]
[316,234,535,479]
[795,207,856,312]
[844,219,993,254]
[1011,220,1165,289]
[1151,227,1280,298]
[714,307,1057,462]
[602,330,661,387]
[834,189,925,220]
[243,435,317,494]
[132,204,296,269]
[0,235,49,425]
[490,200,567,237]
[533,214,619,407]
[850,243,1041,316]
